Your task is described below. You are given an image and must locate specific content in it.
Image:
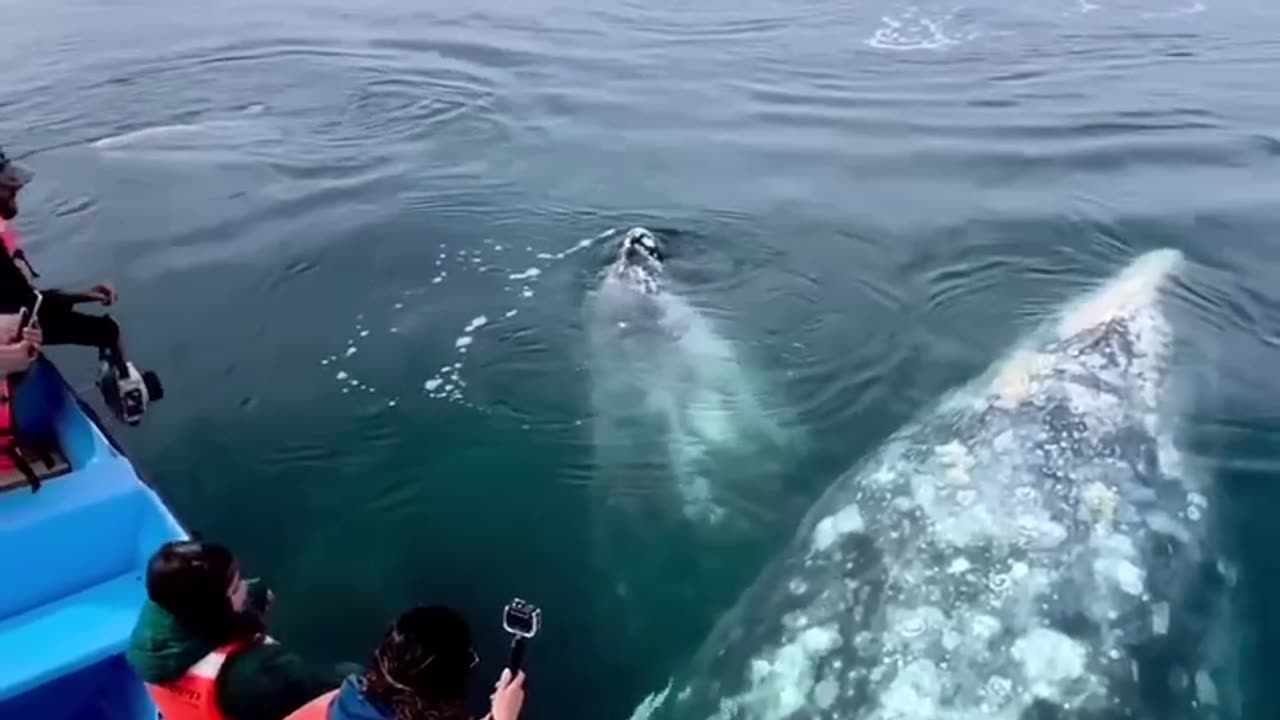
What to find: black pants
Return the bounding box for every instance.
[37,293,127,371]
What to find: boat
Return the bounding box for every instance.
[0,356,181,719]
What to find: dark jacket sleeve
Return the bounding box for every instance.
[216,641,354,720]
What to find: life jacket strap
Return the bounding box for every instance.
[10,249,38,279]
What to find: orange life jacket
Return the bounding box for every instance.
[0,376,17,474]
[0,216,36,282]
[282,688,339,720]
[0,218,25,476]
[144,640,250,720]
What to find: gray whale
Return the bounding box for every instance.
[632,249,1232,720]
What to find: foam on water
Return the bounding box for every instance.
[319,315,399,409]
[866,8,976,51]
[1067,0,1102,14]
[323,228,619,410]
[1142,1,1207,18]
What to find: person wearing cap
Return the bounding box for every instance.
[0,148,130,372]
[0,150,33,221]
[284,605,526,720]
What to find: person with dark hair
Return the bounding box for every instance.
[284,606,526,720]
[127,540,353,720]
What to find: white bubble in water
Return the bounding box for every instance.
[1012,628,1087,699]
[424,378,442,392]
[898,612,927,638]
[1152,599,1172,632]
[813,678,839,710]
[336,371,349,381]
[1196,670,1218,706]
[455,336,473,349]
[972,614,1001,639]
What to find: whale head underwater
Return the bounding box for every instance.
[587,227,793,524]
[633,248,1234,720]
[606,227,667,297]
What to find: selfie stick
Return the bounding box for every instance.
[502,598,541,673]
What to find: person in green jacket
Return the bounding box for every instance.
[127,540,355,720]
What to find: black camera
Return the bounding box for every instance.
[502,598,540,672]
[98,361,163,427]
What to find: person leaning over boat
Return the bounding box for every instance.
[284,605,526,720]
[127,540,357,720]
[0,146,167,427]
[0,148,129,368]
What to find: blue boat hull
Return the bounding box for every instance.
[0,358,181,720]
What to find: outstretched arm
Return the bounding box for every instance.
[45,283,116,307]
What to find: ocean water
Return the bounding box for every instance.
[5,0,1280,717]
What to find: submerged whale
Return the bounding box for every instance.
[586,228,800,678]
[587,227,792,525]
[91,105,281,162]
[632,249,1233,720]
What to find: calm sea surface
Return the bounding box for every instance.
[6,0,1280,717]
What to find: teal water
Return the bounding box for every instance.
[6,0,1280,717]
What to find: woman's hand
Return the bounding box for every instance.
[490,669,526,720]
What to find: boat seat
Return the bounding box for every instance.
[0,570,146,702]
[0,444,70,493]
[0,454,155,620]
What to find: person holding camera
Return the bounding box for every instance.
[0,148,128,371]
[0,146,163,425]
[284,605,526,720]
